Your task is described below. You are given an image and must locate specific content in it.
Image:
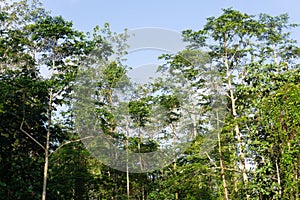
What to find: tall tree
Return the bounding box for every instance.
[27,14,88,200]
[183,9,263,198]
[243,13,300,200]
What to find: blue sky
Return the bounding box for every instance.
[41,0,300,71]
[42,0,300,34]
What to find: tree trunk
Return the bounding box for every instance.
[233,159,238,193]
[225,54,248,185]
[217,111,229,200]
[42,127,50,200]
[275,159,282,197]
[223,41,249,199]
[126,138,130,200]
[171,123,179,200]
[138,127,145,200]
[42,38,56,200]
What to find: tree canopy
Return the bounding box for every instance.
[0,2,299,200]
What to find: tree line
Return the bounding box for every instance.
[0,0,299,199]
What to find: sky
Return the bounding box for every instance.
[39,1,300,164]
[42,0,300,34]
[41,0,300,80]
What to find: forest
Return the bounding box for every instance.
[0,0,299,199]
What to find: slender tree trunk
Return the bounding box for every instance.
[126,138,130,200]
[141,186,145,200]
[171,123,179,200]
[227,76,248,184]
[124,117,130,200]
[223,40,249,200]
[108,89,118,200]
[192,103,197,138]
[233,159,238,193]
[42,125,50,200]
[107,170,114,200]
[225,54,248,185]
[174,159,178,200]
[137,125,145,200]
[275,159,282,196]
[273,45,279,74]
[216,112,229,200]
[138,126,144,171]
[42,38,56,200]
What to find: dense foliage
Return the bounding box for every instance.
[0,1,299,199]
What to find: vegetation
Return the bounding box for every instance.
[0,1,299,199]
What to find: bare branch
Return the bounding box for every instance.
[20,120,45,151]
[49,135,94,156]
[229,42,241,64]
[225,93,231,99]
[205,152,217,168]
[205,152,242,173]
[223,167,241,173]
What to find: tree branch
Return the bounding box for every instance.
[205,152,242,173]
[205,152,217,168]
[20,120,46,151]
[49,135,94,156]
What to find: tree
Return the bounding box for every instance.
[2,3,300,199]
[239,13,300,199]
[27,14,88,200]
[0,69,48,199]
[182,9,263,198]
[0,1,113,199]
[248,83,300,200]
[1,0,43,69]
[0,1,48,199]
[181,8,300,199]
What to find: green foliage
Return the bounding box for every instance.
[248,83,300,199]
[1,1,300,199]
[181,7,300,200]
[128,98,153,127]
[0,69,47,199]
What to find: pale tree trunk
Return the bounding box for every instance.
[216,111,229,200]
[42,38,56,200]
[141,186,145,200]
[225,53,248,183]
[227,74,248,184]
[192,103,198,138]
[138,125,143,171]
[273,45,279,73]
[171,122,179,200]
[174,162,178,200]
[42,89,52,200]
[107,170,114,200]
[233,160,238,193]
[126,138,130,200]
[275,159,282,197]
[223,40,249,200]
[108,89,118,200]
[124,117,130,200]
[137,124,145,200]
